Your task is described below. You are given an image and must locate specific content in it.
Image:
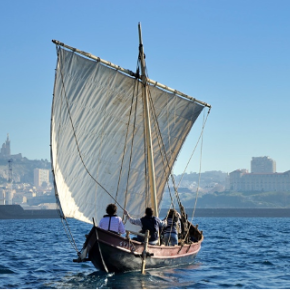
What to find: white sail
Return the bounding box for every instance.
[51,47,205,231]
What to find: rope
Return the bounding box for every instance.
[123,63,141,214]
[55,191,79,253]
[52,48,79,254]
[115,70,140,204]
[146,88,182,210]
[55,46,209,249]
[176,108,210,190]
[145,75,210,244]
[57,46,128,212]
[140,71,176,207]
[182,110,208,242]
[61,217,80,253]
[93,221,109,273]
[191,111,206,219]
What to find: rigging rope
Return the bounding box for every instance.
[181,110,209,242]
[146,88,182,210]
[52,47,79,254]
[176,108,210,190]
[57,46,132,213]
[54,46,210,250]
[115,67,140,206]
[145,79,210,243]
[142,67,178,212]
[54,46,140,253]
[123,63,141,219]
[191,111,206,219]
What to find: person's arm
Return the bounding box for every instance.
[124,210,142,227]
[157,217,167,229]
[177,219,182,233]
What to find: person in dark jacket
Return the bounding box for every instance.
[124,207,166,245]
[162,208,181,246]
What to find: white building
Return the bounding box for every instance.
[34,168,50,188]
[228,169,290,192]
[251,156,276,173]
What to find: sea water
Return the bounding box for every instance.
[0,217,290,289]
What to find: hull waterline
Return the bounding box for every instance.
[80,226,203,273]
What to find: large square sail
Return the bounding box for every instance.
[51,47,205,230]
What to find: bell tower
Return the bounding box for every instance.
[6,134,11,156]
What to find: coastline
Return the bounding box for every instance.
[160,208,290,218]
[0,205,289,219]
[0,204,59,219]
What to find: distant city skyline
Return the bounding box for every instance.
[1,134,289,174]
[1,1,289,175]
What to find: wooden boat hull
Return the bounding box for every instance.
[82,226,203,272]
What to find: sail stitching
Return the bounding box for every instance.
[180,110,210,241]
[123,77,140,215]
[113,70,132,202]
[147,89,183,210]
[147,87,206,243]
[115,73,140,211]
[142,67,177,212]
[52,47,80,254]
[177,108,210,189]
[146,88,183,243]
[57,48,126,212]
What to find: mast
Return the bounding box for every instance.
[138,23,158,217]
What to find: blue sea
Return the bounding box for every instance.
[0,217,290,289]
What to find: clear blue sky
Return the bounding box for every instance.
[0,0,289,174]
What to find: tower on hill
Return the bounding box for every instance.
[0,134,11,158]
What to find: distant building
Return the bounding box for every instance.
[251,156,276,173]
[228,170,290,192]
[228,156,289,192]
[0,134,11,158]
[0,134,22,160]
[34,169,50,188]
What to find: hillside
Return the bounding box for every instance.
[0,157,51,184]
[161,189,290,208]
[1,157,289,208]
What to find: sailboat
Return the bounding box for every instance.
[51,23,211,273]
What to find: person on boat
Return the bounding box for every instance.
[124,207,166,245]
[162,208,181,246]
[99,204,126,235]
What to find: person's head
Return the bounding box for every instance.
[168,209,176,218]
[106,204,117,215]
[145,207,153,217]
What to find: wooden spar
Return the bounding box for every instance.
[146,79,211,109]
[52,39,137,78]
[138,22,158,218]
[141,230,150,274]
[51,39,211,109]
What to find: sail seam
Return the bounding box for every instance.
[57,48,126,212]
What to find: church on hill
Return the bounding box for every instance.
[0,134,22,160]
[0,134,11,158]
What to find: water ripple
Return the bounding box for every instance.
[1,217,290,288]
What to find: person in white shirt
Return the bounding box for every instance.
[99,204,126,235]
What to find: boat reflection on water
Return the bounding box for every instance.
[83,263,202,289]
